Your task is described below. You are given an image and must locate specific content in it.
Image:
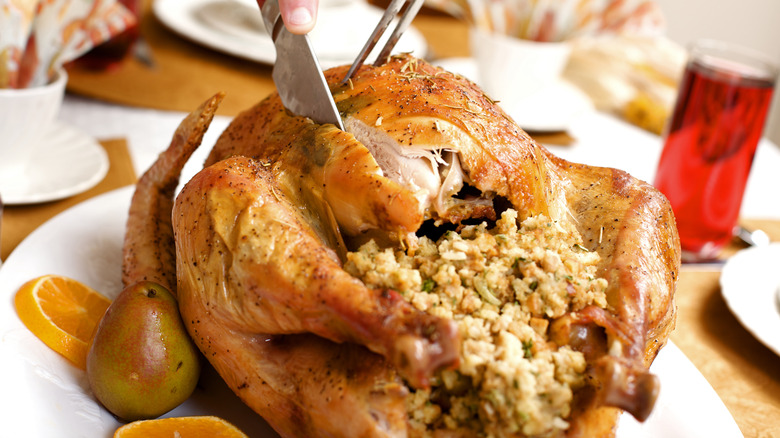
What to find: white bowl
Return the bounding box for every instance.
[470,28,572,104]
[0,69,67,181]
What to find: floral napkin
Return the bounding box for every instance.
[0,0,136,89]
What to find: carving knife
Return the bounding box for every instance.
[259,0,345,130]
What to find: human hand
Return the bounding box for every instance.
[256,0,318,35]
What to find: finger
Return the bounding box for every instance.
[279,0,318,34]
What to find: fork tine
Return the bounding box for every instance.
[372,0,425,66]
[340,0,408,84]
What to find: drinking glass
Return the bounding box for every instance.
[654,39,778,262]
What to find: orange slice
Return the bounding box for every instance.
[113,416,249,438]
[14,274,111,370]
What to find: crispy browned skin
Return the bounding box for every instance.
[123,95,416,437]
[136,55,679,437]
[207,103,425,241]
[183,312,409,438]
[549,159,679,436]
[174,156,458,389]
[122,92,223,291]
[175,158,414,437]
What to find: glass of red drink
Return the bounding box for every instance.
[654,39,778,262]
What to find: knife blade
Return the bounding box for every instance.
[260,0,345,130]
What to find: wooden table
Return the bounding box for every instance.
[58,1,780,436]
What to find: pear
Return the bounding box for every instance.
[86,281,201,421]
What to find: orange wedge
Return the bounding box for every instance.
[113,416,249,438]
[14,274,111,370]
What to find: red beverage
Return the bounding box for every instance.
[655,40,777,261]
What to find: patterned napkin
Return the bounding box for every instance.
[0,0,136,88]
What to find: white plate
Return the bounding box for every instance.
[153,0,429,69]
[0,187,742,437]
[434,57,593,132]
[0,121,109,205]
[0,187,275,437]
[720,243,780,356]
[615,341,743,438]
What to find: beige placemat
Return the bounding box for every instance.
[1,139,137,260]
[672,267,780,437]
[671,218,780,437]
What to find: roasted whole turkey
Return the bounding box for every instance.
[123,54,679,438]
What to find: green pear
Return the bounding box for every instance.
[86,281,201,421]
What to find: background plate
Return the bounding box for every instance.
[434,57,593,133]
[153,0,429,68]
[0,122,109,205]
[720,243,780,356]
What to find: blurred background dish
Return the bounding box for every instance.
[721,243,780,357]
[435,56,593,132]
[425,0,680,135]
[469,27,573,107]
[0,66,108,205]
[152,0,429,68]
[0,122,109,206]
[563,35,686,135]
